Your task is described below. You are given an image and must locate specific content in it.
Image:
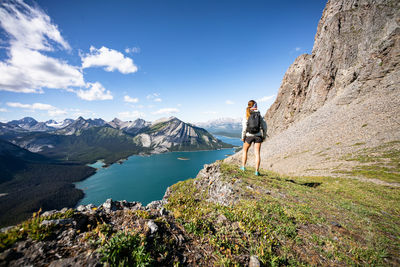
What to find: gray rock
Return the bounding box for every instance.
[249,255,260,267]
[41,218,73,227]
[41,210,58,217]
[216,214,227,224]
[76,205,86,212]
[0,225,14,233]
[147,220,158,234]
[102,198,117,212]
[159,207,167,216]
[146,200,164,210]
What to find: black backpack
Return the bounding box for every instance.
[247,112,261,134]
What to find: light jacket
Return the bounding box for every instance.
[241,110,268,140]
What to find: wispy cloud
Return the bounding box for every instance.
[0,108,8,112]
[257,94,276,103]
[124,95,139,103]
[147,93,162,102]
[6,101,66,116]
[225,100,234,105]
[118,110,144,120]
[76,82,113,101]
[81,46,138,74]
[0,0,85,93]
[152,108,179,115]
[125,47,140,54]
[203,111,218,115]
[295,47,301,51]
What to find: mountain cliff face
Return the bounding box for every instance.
[134,117,230,153]
[56,117,106,135]
[266,0,399,136]
[227,0,400,179]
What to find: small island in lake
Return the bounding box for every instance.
[177,157,190,160]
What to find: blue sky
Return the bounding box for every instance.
[0,0,327,123]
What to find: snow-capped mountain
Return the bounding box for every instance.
[45,119,74,129]
[195,117,242,137]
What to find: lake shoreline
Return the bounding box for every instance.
[74,136,240,208]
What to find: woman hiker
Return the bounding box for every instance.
[240,100,267,176]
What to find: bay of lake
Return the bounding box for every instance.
[75,135,242,206]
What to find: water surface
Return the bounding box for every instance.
[76,136,241,206]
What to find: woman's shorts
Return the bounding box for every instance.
[245,136,263,144]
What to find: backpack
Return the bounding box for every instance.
[246,112,261,134]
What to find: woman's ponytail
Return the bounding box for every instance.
[246,100,256,119]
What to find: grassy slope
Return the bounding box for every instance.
[165,163,400,266]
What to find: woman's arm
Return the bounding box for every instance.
[241,117,247,141]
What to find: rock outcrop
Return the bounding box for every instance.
[227,0,400,179]
[266,0,399,136]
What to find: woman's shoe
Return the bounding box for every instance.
[240,166,245,171]
[255,171,260,176]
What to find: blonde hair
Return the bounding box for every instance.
[246,100,256,119]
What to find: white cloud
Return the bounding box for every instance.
[257,94,276,103]
[124,95,139,103]
[70,108,96,118]
[76,82,113,101]
[125,47,140,54]
[152,108,179,115]
[6,101,66,116]
[295,47,301,51]
[7,102,53,110]
[0,0,85,93]
[0,0,70,51]
[81,46,138,74]
[225,100,235,105]
[147,93,162,102]
[0,108,8,112]
[118,110,144,120]
[203,111,218,115]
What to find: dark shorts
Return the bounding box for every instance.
[245,135,263,144]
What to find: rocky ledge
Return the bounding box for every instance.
[0,199,179,266]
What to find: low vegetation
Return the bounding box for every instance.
[0,209,75,251]
[339,141,400,183]
[1,161,398,266]
[165,163,400,266]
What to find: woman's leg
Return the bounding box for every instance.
[254,142,261,172]
[242,141,251,167]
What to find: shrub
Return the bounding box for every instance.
[99,231,152,266]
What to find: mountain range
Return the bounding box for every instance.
[0,116,232,226]
[195,117,242,138]
[1,116,232,163]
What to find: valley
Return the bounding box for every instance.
[0,116,234,227]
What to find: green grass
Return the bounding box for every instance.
[340,141,400,183]
[98,231,152,267]
[0,208,75,252]
[165,163,400,266]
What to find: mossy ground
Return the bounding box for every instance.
[166,163,400,266]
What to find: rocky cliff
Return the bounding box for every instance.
[228,0,400,180]
[266,0,399,136]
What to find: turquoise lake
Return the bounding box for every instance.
[75,135,242,206]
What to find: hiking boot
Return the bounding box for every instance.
[255,171,260,176]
